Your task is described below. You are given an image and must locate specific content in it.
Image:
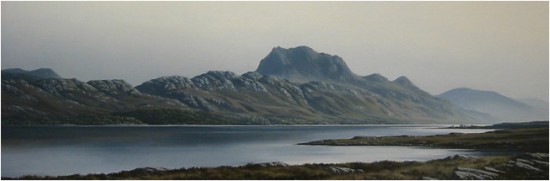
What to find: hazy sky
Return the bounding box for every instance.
[2,2,548,101]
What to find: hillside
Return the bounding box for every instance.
[439,88,548,122]
[135,46,496,124]
[1,71,188,125]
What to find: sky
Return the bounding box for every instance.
[2,2,548,101]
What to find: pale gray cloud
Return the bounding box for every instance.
[2,1,548,101]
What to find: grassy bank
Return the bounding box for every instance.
[7,154,548,180]
[300,128,549,153]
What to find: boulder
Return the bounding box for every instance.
[517,153,549,161]
[452,167,499,180]
[420,176,438,180]
[507,160,543,172]
[326,166,364,174]
[249,161,289,167]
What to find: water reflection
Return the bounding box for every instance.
[2,125,495,177]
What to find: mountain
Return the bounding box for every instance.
[1,69,188,125]
[135,71,488,124]
[136,46,496,124]
[2,68,62,79]
[517,98,549,112]
[438,88,548,122]
[2,46,499,125]
[256,46,358,83]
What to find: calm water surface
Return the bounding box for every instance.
[2,125,496,177]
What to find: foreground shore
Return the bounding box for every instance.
[5,126,548,180]
[6,153,548,180]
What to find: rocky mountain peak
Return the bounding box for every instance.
[202,71,239,80]
[2,68,62,80]
[136,76,196,94]
[2,68,27,74]
[256,46,356,83]
[364,73,389,82]
[87,79,141,97]
[191,71,239,90]
[393,76,415,87]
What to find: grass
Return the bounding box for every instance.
[9,156,514,180]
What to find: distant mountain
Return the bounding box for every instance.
[2,68,62,79]
[517,98,549,121]
[517,98,549,111]
[438,88,548,122]
[2,46,499,125]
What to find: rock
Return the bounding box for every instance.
[256,46,357,83]
[452,167,499,180]
[249,162,289,167]
[517,153,549,161]
[483,166,505,174]
[136,76,196,93]
[453,171,484,180]
[87,79,141,97]
[501,155,549,179]
[192,71,238,91]
[516,158,535,165]
[134,167,168,172]
[232,77,268,93]
[443,154,472,160]
[326,166,364,174]
[507,160,543,172]
[530,159,549,168]
[35,78,98,95]
[421,176,438,180]
[126,167,169,174]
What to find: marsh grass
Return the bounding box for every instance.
[9,156,515,180]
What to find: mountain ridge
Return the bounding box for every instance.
[2,68,62,80]
[439,87,548,122]
[2,46,503,125]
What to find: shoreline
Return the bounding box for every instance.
[299,128,548,153]
[5,126,548,179]
[6,153,548,180]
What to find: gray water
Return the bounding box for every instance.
[2,125,495,177]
